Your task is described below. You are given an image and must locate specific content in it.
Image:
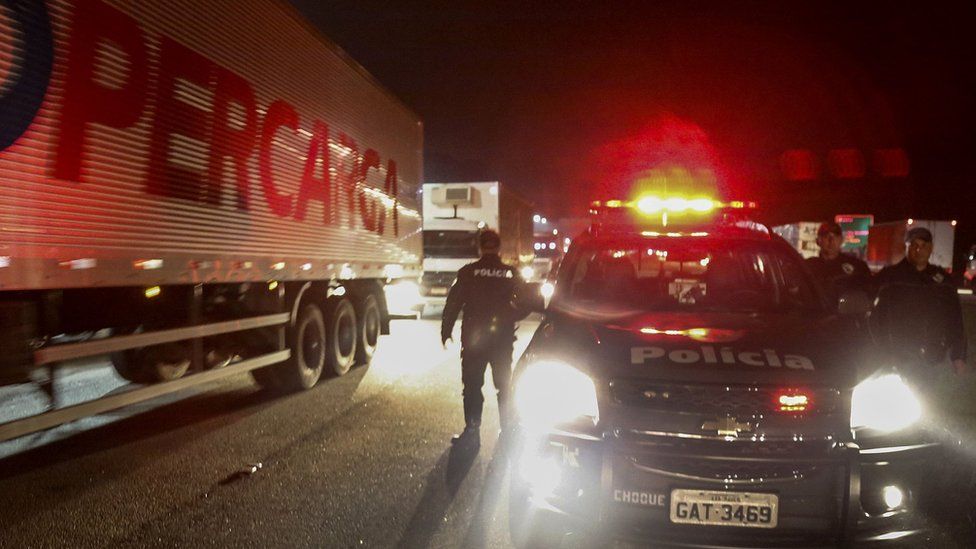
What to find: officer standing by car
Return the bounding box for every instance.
[441,229,527,447]
[805,221,872,308]
[874,226,968,375]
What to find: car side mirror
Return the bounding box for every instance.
[837,289,872,316]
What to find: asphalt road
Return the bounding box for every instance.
[0,318,534,548]
[2,316,974,548]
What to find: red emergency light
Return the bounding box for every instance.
[588,195,761,235]
[590,196,757,214]
[775,391,810,413]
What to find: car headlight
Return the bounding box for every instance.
[515,360,598,431]
[850,373,922,432]
[520,265,535,280]
[540,281,555,299]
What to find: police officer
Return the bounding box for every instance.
[875,226,968,375]
[441,229,526,446]
[806,221,871,308]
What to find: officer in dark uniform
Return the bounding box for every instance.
[874,226,968,375]
[806,221,872,309]
[441,229,527,446]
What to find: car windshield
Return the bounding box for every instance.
[562,239,821,314]
[422,230,480,258]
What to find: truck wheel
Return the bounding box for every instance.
[355,294,380,365]
[284,304,327,390]
[111,351,143,383]
[327,298,357,376]
[147,343,191,381]
[111,343,190,383]
[250,305,326,392]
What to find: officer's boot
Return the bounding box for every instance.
[452,399,482,447]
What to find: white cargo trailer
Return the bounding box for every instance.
[0,0,422,441]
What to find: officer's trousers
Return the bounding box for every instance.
[460,340,513,428]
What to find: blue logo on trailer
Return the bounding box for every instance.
[0,0,54,151]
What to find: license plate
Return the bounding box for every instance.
[430,287,448,296]
[669,489,778,528]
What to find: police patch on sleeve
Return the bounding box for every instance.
[841,262,854,275]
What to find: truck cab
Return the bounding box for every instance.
[420,182,534,314]
[421,216,483,302]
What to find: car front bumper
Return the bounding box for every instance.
[511,427,940,548]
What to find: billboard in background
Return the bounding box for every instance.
[772,222,821,259]
[835,214,874,260]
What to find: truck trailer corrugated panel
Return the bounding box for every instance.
[0,0,422,291]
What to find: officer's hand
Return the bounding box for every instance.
[952,359,969,375]
[441,335,453,349]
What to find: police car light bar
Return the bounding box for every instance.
[590,197,758,214]
[588,195,765,236]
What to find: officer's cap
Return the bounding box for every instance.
[479,229,501,249]
[905,226,933,243]
[817,221,842,237]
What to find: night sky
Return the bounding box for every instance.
[289,0,976,258]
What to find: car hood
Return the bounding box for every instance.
[536,310,865,389]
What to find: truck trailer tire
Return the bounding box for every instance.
[327,297,357,376]
[111,351,144,383]
[355,293,380,365]
[250,303,326,392]
[111,342,191,384]
[288,303,328,390]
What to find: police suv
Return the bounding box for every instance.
[509,197,941,547]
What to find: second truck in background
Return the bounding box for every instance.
[419,182,534,315]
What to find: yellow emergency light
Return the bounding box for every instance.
[590,196,756,214]
[588,195,760,232]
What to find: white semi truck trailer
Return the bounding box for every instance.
[0,0,422,441]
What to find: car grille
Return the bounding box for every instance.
[612,429,840,458]
[630,454,827,484]
[609,379,843,416]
